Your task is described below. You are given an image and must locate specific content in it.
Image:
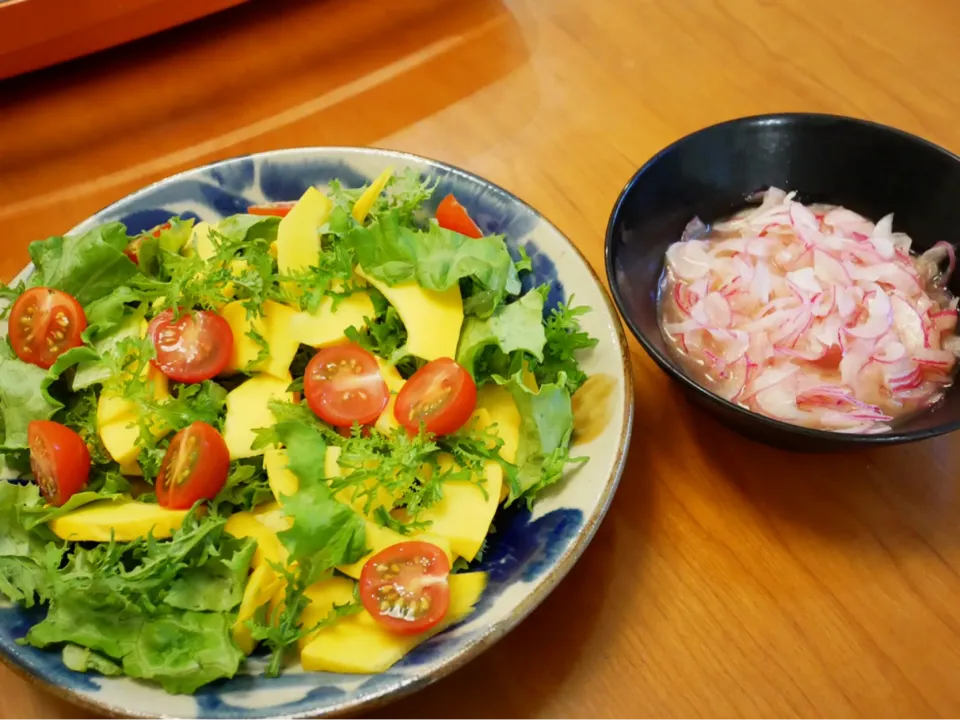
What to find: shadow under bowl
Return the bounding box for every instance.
[605,112,960,451]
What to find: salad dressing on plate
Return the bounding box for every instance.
[572,373,616,445]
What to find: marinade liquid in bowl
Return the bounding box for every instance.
[657,187,960,434]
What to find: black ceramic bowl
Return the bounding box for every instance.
[605,113,960,450]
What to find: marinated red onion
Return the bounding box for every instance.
[659,187,960,433]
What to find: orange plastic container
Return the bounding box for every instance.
[0,0,249,80]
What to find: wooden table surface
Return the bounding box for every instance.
[3,0,960,717]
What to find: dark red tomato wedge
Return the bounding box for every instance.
[147,309,234,383]
[359,541,451,635]
[125,221,172,264]
[247,202,296,217]
[304,344,389,427]
[394,358,477,436]
[155,421,230,509]
[436,194,482,239]
[123,239,142,265]
[9,288,87,369]
[28,420,91,507]
[150,221,173,238]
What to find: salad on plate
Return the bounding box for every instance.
[0,168,597,693]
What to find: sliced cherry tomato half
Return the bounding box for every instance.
[436,194,483,239]
[28,420,90,506]
[304,344,389,427]
[155,421,230,509]
[147,309,234,383]
[123,239,143,265]
[9,288,87,369]
[359,541,451,635]
[247,202,296,217]
[394,358,477,436]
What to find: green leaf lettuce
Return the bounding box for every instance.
[494,371,581,504]
[28,223,139,306]
[0,484,62,608]
[0,352,62,450]
[348,211,519,317]
[456,289,546,378]
[272,422,367,569]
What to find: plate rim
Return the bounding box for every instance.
[2,145,636,719]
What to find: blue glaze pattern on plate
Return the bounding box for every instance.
[122,209,202,235]
[194,675,349,718]
[0,148,632,719]
[259,158,369,203]
[519,240,566,315]
[208,157,256,193]
[103,180,217,217]
[198,182,252,218]
[477,506,585,589]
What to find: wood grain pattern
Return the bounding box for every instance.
[3,0,960,716]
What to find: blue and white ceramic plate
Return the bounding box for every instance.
[1,148,634,718]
